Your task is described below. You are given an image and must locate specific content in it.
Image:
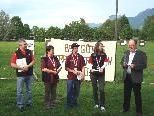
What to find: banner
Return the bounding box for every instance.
[46,38,117,81]
[26,40,34,54]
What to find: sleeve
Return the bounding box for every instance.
[134,52,147,70]
[101,54,108,69]
[87,55,93,69]
[88,55,93,64]
[104,57,109,62]
[41,58,46,70]
[65,56,70,68]
[81,56,86,68]
[10,53,17,64]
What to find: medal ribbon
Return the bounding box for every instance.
[48,57,56,67]
[72,54,78,67]
[96,56,101,68]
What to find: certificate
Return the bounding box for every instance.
[16,58,27,72]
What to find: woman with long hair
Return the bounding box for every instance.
[88,42,109,112]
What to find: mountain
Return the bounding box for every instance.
[128,8,154,29]
[88,8,154,29]
[87,23,101,28]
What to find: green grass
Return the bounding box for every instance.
[0,41,154,116]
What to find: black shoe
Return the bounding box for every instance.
[136,112,142,116]
[120,109,129,113]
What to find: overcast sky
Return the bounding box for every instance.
[0,0,154,28]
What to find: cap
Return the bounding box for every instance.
[71,43,80,49]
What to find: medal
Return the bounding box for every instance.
[96,55,101,69]
[72,54,78,67]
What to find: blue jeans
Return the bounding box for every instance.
[67,79,81,107]
[16,76,33,108]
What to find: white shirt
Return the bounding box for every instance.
[127,52,136,65]
[127,50,136,74]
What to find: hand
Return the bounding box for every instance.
[130,64,135,69]
[123,63,128,68]
[42,68,48,72]
[90,69,95,72]
[99,68,104,73]
[52,71,58,75]
[22,66,29,71]
[72,70,78,75]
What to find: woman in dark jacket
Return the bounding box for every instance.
[41,45,61,109]
[88,42,109,112]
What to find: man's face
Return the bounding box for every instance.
[128,40,137,52]
[19,41,27,49]
[48,49,54,56]
[72,47,78,53]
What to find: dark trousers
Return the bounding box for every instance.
[90,74,105,107]
[44,82,57,106]
[67,79,81,107]
[123,74,142,113]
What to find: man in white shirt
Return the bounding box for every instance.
[121,39,147,116]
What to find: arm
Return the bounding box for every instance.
[10,53,23,70]
[65,56,78,75]
[23,54,35,71]
[133,52,147,70]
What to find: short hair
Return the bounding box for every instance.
[46,45,54,54]
[130,39,137,45]
[18,38,26,45]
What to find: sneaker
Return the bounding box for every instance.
[94,104,99,108]
[100,106,106,112]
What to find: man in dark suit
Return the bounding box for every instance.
[121,39,147,116]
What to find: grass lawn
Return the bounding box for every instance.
[0,41,154,116]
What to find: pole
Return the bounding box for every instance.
[115,0,118,40]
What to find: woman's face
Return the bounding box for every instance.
[98,44,104,52]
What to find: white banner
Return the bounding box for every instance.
[46,38,117,81]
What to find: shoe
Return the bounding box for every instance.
[120,109,129,113]
[100,106,106,112]
[136,112,142,116]
[94,104,99,108]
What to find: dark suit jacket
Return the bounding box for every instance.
[121,49,147,83]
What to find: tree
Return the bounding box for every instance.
[7,16,24,40]
[23,24,31,39]
[133,29,140,38]
[100,19,115,40]
[0,10,10,40]
[62,18,91,41]
[140,16,154,40]
[31,26,39,40]
[118,15,133,40]
[46,26,62,39]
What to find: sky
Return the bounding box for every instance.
[0,0,154,28]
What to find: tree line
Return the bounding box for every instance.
[0,10,153,42]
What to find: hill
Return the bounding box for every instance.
[88,8,154,29]
[128,8,154,29]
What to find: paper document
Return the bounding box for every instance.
[16,58,27,72]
